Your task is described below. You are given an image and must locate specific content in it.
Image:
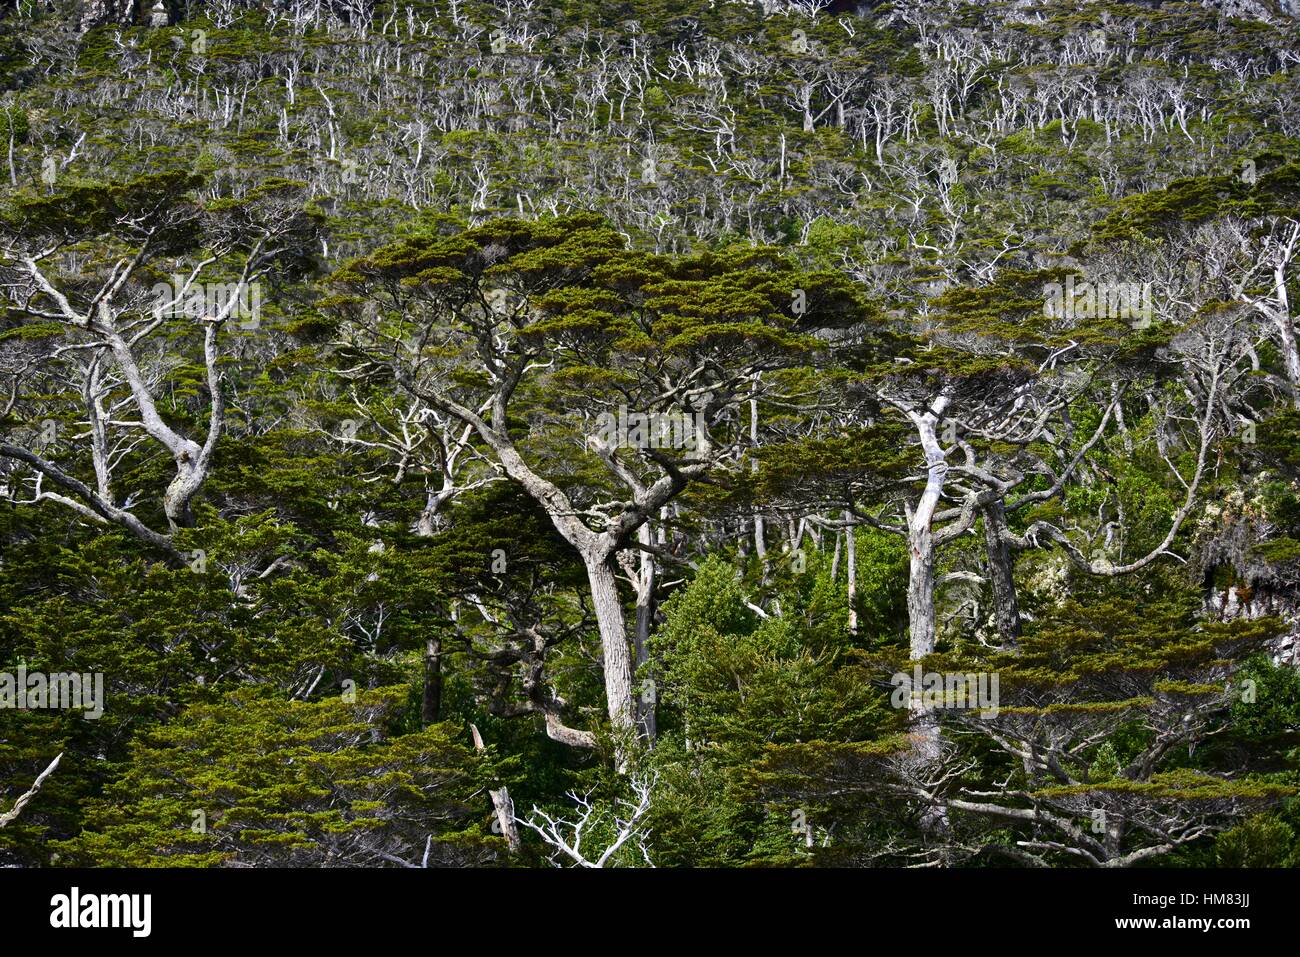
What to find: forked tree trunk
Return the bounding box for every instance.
[904,396,950,659]
[435,408,664,771]
[901,397,955,784]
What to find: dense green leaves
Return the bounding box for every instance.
[1,0,1298,871]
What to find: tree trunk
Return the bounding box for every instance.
[585,555,638,767]
[981,500,1021,646]
[469,725,521,855]
[421,635,442,725]
[1265,263,1300,409]
[633,525,657,743]
[907,522,937,658]
[0,753,61,828]
[904,395,951,659]
[162,464,201,530]
[844,511,858,636]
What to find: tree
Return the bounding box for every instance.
[328,212,866,765]
[758,581,1298,866]
[517,772,656,868]
[0,174,318,554]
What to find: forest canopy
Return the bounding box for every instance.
[0,0,1299,870]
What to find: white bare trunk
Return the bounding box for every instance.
[907,522,936,658]
[585,555,638,767]
[905,394,950,658]
[1267,262,1300,409]
[469,725,521,854]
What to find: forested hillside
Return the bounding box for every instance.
[1,0,1299,869]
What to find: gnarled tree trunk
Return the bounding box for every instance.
[904,396,950,659]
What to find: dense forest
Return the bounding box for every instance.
[1,0,1299,870]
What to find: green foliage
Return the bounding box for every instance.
[646,557,890,865]
[1,0,1298,871]
[1215,814,1298,867]
[55,687,495,867]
